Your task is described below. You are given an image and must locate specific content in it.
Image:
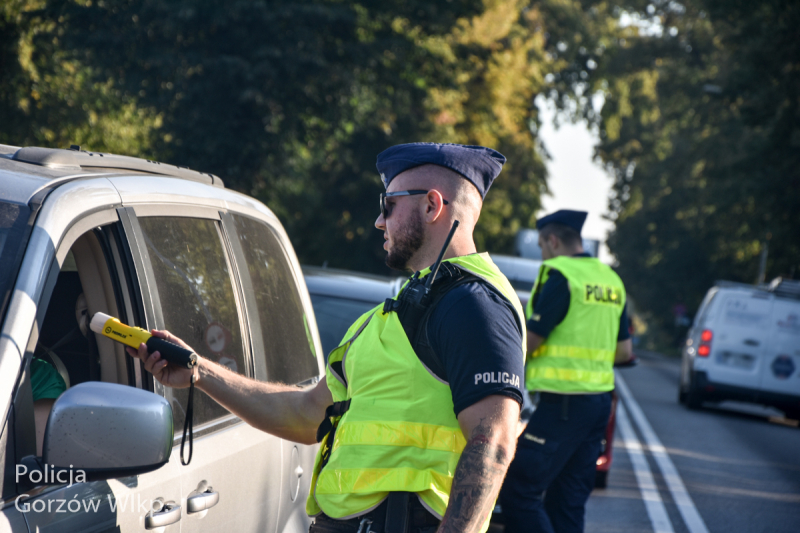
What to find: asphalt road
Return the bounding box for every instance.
[586,350,800,533]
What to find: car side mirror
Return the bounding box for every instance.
[19,382,173,488]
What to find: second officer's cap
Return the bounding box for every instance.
[536,209,588,235]
[376,142,506,199]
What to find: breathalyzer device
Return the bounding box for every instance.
[89,312,197,369]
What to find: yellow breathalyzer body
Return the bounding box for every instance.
[90,312,197,368]
[90,312,151,349]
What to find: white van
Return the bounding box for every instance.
[678,279,800,419]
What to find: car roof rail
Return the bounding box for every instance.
[767,277,800,300]
[713,280,759,291]
[11,146,224,187]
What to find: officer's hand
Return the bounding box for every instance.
[126,329,197,389]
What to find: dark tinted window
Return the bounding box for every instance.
[139,217,246,427]
[0,201,32,318]
[309,294,378,359]
[232,215,318,384]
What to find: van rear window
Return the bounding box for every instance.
[722,297,769,326]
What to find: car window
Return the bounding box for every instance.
[309,294,379,357]
[693,289,718,327]
[720,294,771,328]
[0,201,32,320]
[231,214,318,384]
[138,217,247,428]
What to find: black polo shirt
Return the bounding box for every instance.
[426,281,525,415]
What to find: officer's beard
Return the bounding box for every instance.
[385,209,425,271]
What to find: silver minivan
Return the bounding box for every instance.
[0,145,322,532]
[678,279,800,419]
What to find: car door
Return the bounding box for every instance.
[1,179,184,533]
[707,291,772,390]
[759,297,800,397]
[127,206,285,533]
[223,212,321,533]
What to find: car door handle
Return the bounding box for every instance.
[187,489,220,513]
[743,339,760,346]
[145,502,181,529]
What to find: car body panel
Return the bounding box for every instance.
[21,458,184,533]
[759,298,800,396]
[178,420,283,533]
[108,175,280,228]
[705,291,771,390]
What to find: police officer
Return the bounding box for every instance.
[129,143,527,533]
[499,209,633,533]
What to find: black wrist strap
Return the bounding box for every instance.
[180,371,196,465]
[315,400,351,443]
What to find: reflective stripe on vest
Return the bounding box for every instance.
[525,256,625,394]
[306,253,525,525]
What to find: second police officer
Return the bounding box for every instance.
[499,209,633,533]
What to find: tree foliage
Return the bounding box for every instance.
[1,0,555,273]
[0,0,160,153]
[3,0,797,342]
[566,0,800,342]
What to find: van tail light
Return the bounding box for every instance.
[698,329,712,357]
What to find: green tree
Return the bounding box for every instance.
[5,0,553,273]
[0,0,159,153]
[583,0,800,343]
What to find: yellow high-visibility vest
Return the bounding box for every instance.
[307,253,525,526]
[525,256,625,393]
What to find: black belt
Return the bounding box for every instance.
[309,493,440,533]
[536,392,571,420]
[536,391,611,421]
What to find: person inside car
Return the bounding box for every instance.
[31,357,67,455]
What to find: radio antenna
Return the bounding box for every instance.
[425,220,459,291]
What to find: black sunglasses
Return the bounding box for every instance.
[380,190,449,218]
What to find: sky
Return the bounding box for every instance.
[536,98,615,263]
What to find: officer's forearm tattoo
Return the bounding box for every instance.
[437,417,512,533]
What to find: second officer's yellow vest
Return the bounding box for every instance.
[525,256,625,393]
[306,253,525,525]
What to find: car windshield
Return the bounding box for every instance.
[0,201,33,320]
[309,294,380,359]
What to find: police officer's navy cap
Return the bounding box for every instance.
[536,209,588,234]
[376,142,506,199]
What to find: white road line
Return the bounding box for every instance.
[616,373,710,533]
[616,399,675,533]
